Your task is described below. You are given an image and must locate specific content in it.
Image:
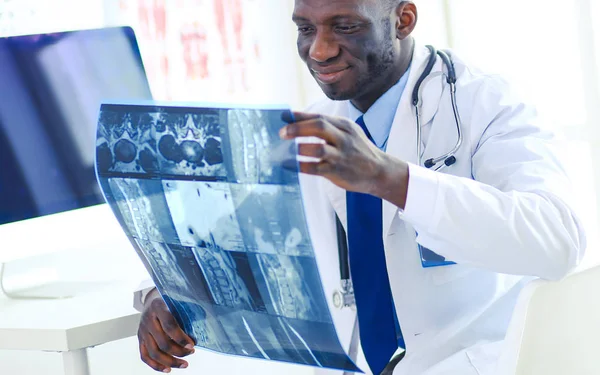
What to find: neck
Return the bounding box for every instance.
[351,37,415,113]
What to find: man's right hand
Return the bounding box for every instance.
[138,289,196,373]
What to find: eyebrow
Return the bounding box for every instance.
[291,15,309,23]
[292,14,363,23]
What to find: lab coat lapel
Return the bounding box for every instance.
[382,44,445,238]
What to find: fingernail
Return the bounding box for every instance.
[279,127,287,138]
[179,363,188,369]
[185,344,194,350]
[162,368,171,373]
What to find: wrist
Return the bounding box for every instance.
[143,288,161,308]
[372,156,410,209]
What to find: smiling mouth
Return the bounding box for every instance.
[312,67,350,85]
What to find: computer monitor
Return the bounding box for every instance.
[0,26,153,295]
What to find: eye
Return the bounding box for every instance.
[335,24,360,33]
[297,26,314,35]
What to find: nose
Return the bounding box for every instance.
[309,30,339,63]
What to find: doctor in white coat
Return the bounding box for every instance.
[135,0,586,374]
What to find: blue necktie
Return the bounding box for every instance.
[347,116,404,375]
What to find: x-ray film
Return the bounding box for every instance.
[95,102,360,372]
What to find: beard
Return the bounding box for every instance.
[354,41,396,96]
[351,20,397,99]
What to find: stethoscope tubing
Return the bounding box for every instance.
[414,46,463,171]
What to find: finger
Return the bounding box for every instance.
[281,158,300,171]
[291,112,355,133]
[297,143,340,161]
[287,111,321,123]
[298,161,332,176]
[141,300,194,356]
[280,118,343,145]
[155,309,196,351]
[145,333,189,370]
[140,340,171,373]
[150,316,195,358]
[280,110,297,123]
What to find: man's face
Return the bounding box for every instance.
[293,0,399,104]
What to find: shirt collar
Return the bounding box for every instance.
[347,67,411,149]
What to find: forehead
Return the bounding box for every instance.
[292,0,380,22]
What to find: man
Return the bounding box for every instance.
[135,0,586,374]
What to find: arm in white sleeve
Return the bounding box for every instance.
[401,79,586,281]
[133,278,157,312]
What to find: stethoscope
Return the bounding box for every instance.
[332,45,464,309]
[415,45,463,172]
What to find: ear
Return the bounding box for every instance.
[395,1,418,39]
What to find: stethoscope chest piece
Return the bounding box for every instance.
[333,279,356,310]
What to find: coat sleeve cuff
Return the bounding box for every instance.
[398,163,442,231]
[132,279,156,312]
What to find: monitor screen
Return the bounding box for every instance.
[0,26,153,226]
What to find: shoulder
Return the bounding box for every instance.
[429,47,552,158]
[446,50,510,96]
[444,49,539,131]
[446,49,525,110]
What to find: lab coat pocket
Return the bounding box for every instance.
[418,244,456,268]
[465,341,504,375]
[416,242,458,285]
[415,234,472,285]
[427,264,466,285]
[424,256,474,285]
[417,349,481,375]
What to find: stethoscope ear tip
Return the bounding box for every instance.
[424,156,458,170]
[445,156,457,167]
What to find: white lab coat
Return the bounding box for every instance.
[302,43,586,375]
[133,43,586,375]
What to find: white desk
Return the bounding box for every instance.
[0,281,141,375]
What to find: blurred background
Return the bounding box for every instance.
[0,0,598,374]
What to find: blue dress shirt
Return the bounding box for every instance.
[347,68,411,150]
